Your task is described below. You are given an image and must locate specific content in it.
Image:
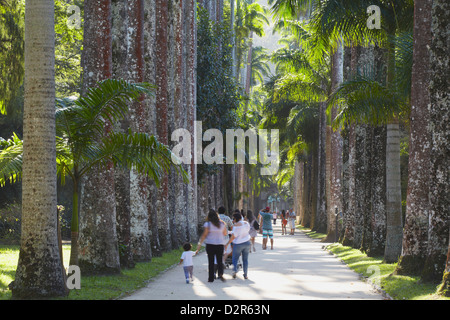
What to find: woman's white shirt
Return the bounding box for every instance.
[231,221,251,244]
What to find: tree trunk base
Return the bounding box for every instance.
[421,253,447,283]
[394,255,426,276]
[438,271,449,297]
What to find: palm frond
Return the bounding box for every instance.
[81,130,188,187]
[75,79,155,137]
[328,75,406,128]
[0,133,23,187]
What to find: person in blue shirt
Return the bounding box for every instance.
[259,207,274,250]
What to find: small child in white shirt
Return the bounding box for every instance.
[179,242,196,283]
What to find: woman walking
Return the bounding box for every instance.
[247,210,258,252]
[226,213,251,279]
[196,209,228,282]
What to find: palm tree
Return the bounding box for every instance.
[312,0,413,263]
[154,0,170,253]
[9,0,67,299]
[234,0,269,85]
[394,0,432,276]
[79,0,119,275]
[423,0,449,283]
[0,79,188,269]
[249,46,271,88]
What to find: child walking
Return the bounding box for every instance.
[179,242,196,283]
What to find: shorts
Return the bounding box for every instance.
[289,219,295,228]
[262,229,273,239]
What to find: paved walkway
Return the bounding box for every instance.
[123,224,383,300]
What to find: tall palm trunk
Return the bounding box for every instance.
[11,0,68,298]
[422,0,449,282]
[230,0,236,79]
[142,0,161,256]
[112,0,134,269]
[155,0,171,252]
[127,0,152,261]
[185,0,198,242]
[327,44,344,242]
[395,0,432,275]
[78,0,121,274]
[168,0,187,249]
[369,124,387,256]
[383,27,403,263]
[314,101,327,233]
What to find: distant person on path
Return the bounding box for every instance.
[259,207,274,250]
[226,213,251,279]
[281,209,287,235]
[288,209,296,235]
[196,209,227,282]
[272,210,277,225]
[247,210,258,252]
[179,242,196,284]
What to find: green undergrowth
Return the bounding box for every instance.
[1,244,191,300]
[297,225,327,240]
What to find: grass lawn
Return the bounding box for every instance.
[0,244,187,300]
[296,225,449,301]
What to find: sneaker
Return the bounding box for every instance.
[186,279,189,284]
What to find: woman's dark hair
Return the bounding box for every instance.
[247,210,254,222]
[282,209,285,218]
[183,242,192,251]
[233,213,242,222]
[207,209,221,228]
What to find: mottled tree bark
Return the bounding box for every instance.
[112,0,135,269]
[12,0,68,299]
[142,0,161,257]
[155,0,171,252]
[353,124,368,249]
[315,101,327,234]
[185,0,198,241]
[328,44,344,242]
[78,0,121,275]
[168,0,187,249]
[369,125,386,256]
[127,0,152,261]
[422,0,449,282]
[342,123,355,246]
[396,0,432,275]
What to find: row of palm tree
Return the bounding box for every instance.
[256,0,448,293]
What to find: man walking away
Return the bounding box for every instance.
[259,207,274,250]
